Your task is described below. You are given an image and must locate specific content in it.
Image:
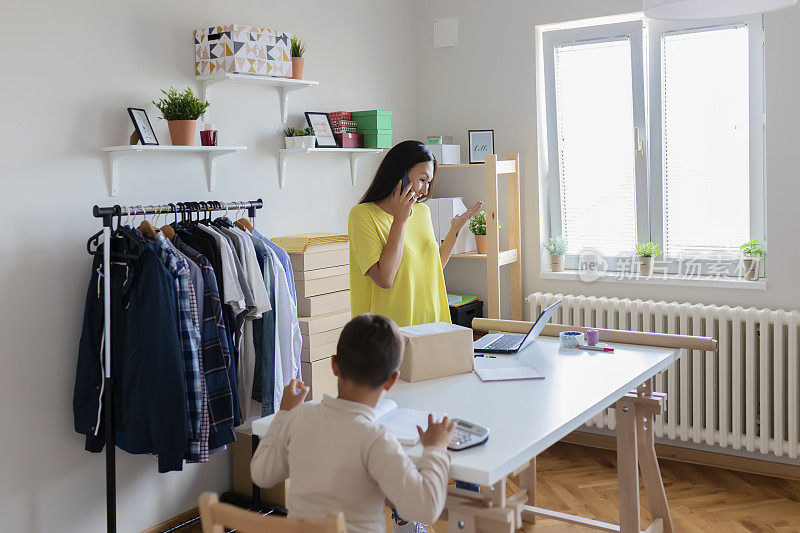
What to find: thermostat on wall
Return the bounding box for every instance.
[434,17,459,48]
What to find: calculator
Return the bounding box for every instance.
[447,419,490,451]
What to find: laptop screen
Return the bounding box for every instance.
[518,300,562,350]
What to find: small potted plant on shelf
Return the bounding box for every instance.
[152,87,210,146]
[543,236,567,272]
[283,127,298,149]
[468,211,501,254]
[739,238,764,281]
[301,126,316,148]
[635,241,660,277]
[290,35,306,80]
[293,127,311,149]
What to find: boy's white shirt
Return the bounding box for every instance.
[251,394,451,533]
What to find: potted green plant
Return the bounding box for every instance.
[635,241,660,277]
[153,87,210,146]
[283,126,297,149]
[739,239,764,281]
[468,211,501,254]
[290,35,306,80]
[301,126,316,149]
[543,236,567,272]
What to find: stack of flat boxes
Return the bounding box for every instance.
[330,111,362,148]
[231,235,350,507]
[288,238,351,400]
[352,110,392,149]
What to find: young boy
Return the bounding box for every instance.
[251,313,455,533]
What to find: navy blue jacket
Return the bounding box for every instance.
[74,235,188,472]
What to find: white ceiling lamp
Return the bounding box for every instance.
[644,0,797,19]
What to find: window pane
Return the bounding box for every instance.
[554,38,638,255]
[662,26,750,256]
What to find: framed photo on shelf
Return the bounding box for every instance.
[468,129,495,164]
[127,107,158,145]
[305,112,339,148]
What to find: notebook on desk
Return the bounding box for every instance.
[374,399,443,446]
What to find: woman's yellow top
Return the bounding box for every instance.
[348,201,451,327]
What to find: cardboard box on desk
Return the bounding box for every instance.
[398,322,474,382]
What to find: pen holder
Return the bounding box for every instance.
[560,331,586,349]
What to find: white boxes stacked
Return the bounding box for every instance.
[274,233,351,400]
[425,144,461,165]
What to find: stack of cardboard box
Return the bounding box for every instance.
[274,232,351,400]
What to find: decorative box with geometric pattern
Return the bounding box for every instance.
[194,24,293,77]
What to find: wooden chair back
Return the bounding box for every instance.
[198,492,347,533]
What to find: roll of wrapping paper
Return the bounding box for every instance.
[586,328,600,346]
[470,317,719,352]
[560,331,585,348]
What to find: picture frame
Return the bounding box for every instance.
[468,129,495,164]
[305,112,339,148]
[127,107,159,145]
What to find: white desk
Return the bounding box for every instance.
[252,336,680,533]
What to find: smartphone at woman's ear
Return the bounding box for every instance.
[400,170,410,190]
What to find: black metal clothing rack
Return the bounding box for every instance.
[90,199,263,533]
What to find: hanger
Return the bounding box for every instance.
[160,203,176,240]
[235,204,254,232]
[138,205,158,239]
[213,200,233,228]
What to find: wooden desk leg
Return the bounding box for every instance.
[637,407,674,533]
[616,398,640,533]
[519,458,536,523]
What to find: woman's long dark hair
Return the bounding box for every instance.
[359,140,438,204]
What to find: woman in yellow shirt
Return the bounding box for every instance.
[348,140,482,327]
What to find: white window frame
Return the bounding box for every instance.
[646,15,765,275]
[536,13,766,277]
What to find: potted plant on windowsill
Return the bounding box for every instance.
[543,236,567,272]
[153,86,210,146]
[290,35,306,80]
[635,241,659,277]
[739,239,764,281]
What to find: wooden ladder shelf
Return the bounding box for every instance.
[446,153,523,320]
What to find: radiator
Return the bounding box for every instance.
[528,292,800,458]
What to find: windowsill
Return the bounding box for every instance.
[539,270,767,290]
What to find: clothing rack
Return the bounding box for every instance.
[90,199,263,533]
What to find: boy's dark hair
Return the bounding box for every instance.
[335,314,404,388]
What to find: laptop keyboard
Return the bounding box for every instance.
[486,334,525,350]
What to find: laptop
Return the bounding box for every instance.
[473,300,562,354]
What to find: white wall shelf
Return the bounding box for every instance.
[197,73,319,124]
[278,148,382,189]
[100,145,246,197]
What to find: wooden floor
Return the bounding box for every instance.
[176,442,800,532]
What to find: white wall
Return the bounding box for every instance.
[415,0,800,314]
[0,1,417,531]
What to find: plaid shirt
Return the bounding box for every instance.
[181,246,237,449]
[153,234,204,461]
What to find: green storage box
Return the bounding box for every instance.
[351,110,392,131]
[362,129,393,149]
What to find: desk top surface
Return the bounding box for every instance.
[252,336,679,485]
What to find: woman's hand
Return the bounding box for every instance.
[450,201,483,233]
[389,182,417,223]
